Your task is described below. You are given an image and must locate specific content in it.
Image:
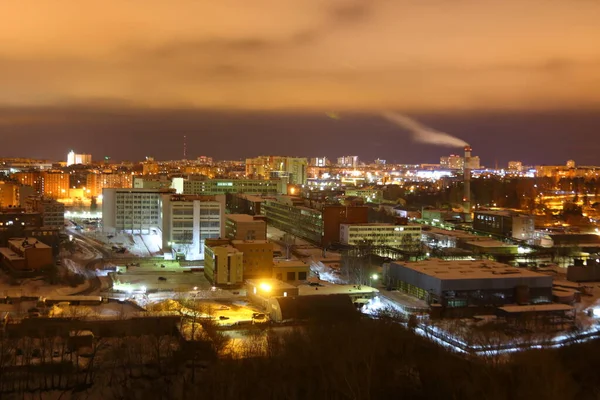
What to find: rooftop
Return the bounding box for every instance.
[392,259,550,281]
[498,304,574,313]
[298,283,379,297]
[341,223,421,229]
[231,239,270,245]
[8,238,50,251]
[273,259,309,269]
[464,240,517,249]
[226,214,264,223]
[0,248,25,261]
[239,194,266,202]
[425,227,509,245]
[475,210,531,218]
[246,278,297,290]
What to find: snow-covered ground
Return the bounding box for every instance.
[0,275,91,298]
[86,230,163,258]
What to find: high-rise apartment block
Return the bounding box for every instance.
[337,156,359,167]
[40,171,70,199]
[245,156,308,185]
[87,172,134,198]
[440,154,480,170]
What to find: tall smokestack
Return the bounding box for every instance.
[463,145,472,222]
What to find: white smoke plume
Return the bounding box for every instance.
[382,111,469,148]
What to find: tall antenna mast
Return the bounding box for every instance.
[183,135,187,160]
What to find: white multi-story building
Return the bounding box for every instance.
[102,188,171,234]
[337,156,359,167]
[340,223,422,249]
[161,194,225,260]
[310,157,329,167]
[66,150,92,166]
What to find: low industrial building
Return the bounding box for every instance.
[385,259,553,308]
[263,196,368,246]
[226,214,267,241]
[340,223,421,249]
[473,210,535,241]
[0,238,53,271]
[268,295,357,323]
[272,259,310,282]
[172,177,286,196]
[423,227,518,256]
[225,193,266,216]
[246,279,373,322]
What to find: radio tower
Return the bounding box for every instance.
[183,135,187,160]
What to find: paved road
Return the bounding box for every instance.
[67,227,110,295]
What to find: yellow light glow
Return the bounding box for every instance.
[259,282,272,292]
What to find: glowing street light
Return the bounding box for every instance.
[371,274,379,281]
[259,282,272,292]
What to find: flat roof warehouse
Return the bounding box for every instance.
[387,259,552,296]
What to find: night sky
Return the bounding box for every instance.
[1,107,599,166]
[1,1,600,165]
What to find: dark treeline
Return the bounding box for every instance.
[2,316,600,399]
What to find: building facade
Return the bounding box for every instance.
[40,171,70,199]
[173,177,285,196]
[204,239,244,286]
[245,156,308,185]
[337,156,359,167]
[473,210,535,241]
[26,196,65,229]
[66,151,92,166]
[102,188,171,234]
[86,172,134,198]
[161,194,224,260]
[386,259,553,308]
[225,214,267,241]
[263,196,369,246]
[231,240,273,279]
[339,223,422,249]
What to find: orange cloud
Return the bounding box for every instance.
[1,1,599,111]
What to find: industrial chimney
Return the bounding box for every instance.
[463,145,472,222]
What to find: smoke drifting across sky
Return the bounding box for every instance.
[382,112,469,148]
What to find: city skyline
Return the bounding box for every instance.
[1,107,599,166]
